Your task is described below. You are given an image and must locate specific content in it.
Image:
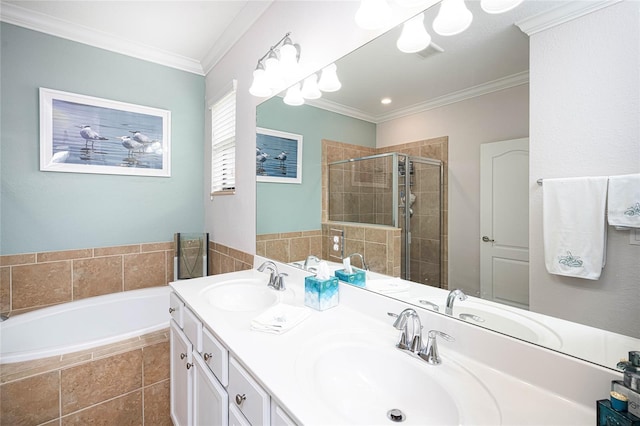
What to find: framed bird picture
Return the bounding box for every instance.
[256,127,302,184]
[39,87,171,177]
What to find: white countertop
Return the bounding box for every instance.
[170,261,617,425]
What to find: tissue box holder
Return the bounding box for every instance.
[598,400,640,426]
[305,276,339,311]
[334,268,366,287]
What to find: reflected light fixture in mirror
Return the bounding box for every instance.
[481,0,524,14]
[397,12,432,53]
[432,0,473,36]
[301,74,322,100]
[283,82,305,106]
[355,0,393,30]
[317,63,342,92]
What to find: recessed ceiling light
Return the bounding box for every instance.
[381,98,392,105]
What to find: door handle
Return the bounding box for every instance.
[482,236,495,243]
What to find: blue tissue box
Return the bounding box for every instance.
[304,276,339,311]
[334,268,366,287]
[598,399,640,426]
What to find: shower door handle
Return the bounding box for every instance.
[482,236,494,243]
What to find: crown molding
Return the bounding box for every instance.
[201,1,273,75]
[516,0,622,36]
[305,71,529,124]
[0,2,205,75]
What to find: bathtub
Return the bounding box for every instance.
[0,286,170,364]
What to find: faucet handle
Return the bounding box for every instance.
[269,272,288,291]
[418,330,454,365]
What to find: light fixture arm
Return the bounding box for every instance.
[256,32,293,66]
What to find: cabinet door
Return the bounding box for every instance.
[170,320,192,426]
[271,400,297,426]
[229,403,251,426]
[228,357,270,425]
[193,354,228,426]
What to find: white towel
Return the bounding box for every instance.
[366,278,411,294]
[543,177,608,280]
[250,304,311,334]
[608,173,640,229]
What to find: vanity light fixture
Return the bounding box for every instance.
[283,82,305,106]
[249,32,301,98]
[480,0,524,14]
[433,0,473,36]
[317,63,342,92]
[301,74,322,100]
[355,0,393,30]
[397,13,432,53]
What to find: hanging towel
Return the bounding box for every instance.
[608,173,640,229]
[543,177,608,280]
[250,304,311,334]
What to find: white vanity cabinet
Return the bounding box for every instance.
[170,320,192,426]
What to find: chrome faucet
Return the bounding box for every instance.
[419,330,455,365]
[445,289,467,315]
[346,252,369,271]
[303,255,320,271]
[257,261,287,291]
[392,308,423,352]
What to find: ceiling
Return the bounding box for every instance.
[0,0,273,75]
[1,0,611,118]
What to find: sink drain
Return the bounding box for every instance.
[387,409,406,422]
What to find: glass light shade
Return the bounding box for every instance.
[317,63,342,92]
[249,67,271,97]
[283,83,305,106]
[433,0,473,36]
[279,41,300,81]
[355,0,392,30]
[397,13,431,53]
[301,74,321,100]
[480,0,523,14]
[264,51,285,92]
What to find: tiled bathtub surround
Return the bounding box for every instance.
[209,242,254,275]
[256,231,323,264]
[0,242,174,317]
[0,329,170,425]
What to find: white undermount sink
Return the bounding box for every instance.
[295,330,501,425]
[203,278,294,312]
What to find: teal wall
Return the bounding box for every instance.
[256,97,375,234]
[0,23,205,254]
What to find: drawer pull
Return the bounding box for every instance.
[169,307,175,313]
[180,353,186,360]
[186,362,193,370]
[204,353,213,361]
[235,394,246,406]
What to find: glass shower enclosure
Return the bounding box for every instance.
[328,153,443,287]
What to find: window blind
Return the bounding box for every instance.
[210,82,237,196]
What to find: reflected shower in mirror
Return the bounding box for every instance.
[255,0,640,370]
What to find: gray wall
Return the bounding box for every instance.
[0,23,205,255]
[529,2,640,337]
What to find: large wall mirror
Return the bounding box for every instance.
[256,0,639,370]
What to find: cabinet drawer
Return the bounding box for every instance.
[201,326,229,386]
[169,292,184,328]
[182,307,202,352]
[229,402,251,426]
[228,357,270,425]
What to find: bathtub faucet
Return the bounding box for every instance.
[257,261,287,291]
[445,289,467,315]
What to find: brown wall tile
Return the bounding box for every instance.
[12,261,72,309]
[0,371,60,425]
[264,239,289,263]
[0,253,36,267]
[61,390,142,426]
[73,256,123,300]
[38,249,93,263]
[141,242,172,253]
[124,252,166,290]
[1,267,10,313]
[94,245,140,257]
[143,380,171,426]
[143,342,169,386]
[61,350,143,414]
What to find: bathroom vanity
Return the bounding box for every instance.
[169,257,618,425]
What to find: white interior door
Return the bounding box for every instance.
[480,138,529,309]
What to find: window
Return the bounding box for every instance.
[210,81,237,196]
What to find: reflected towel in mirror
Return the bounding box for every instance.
[608,173,640,229]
